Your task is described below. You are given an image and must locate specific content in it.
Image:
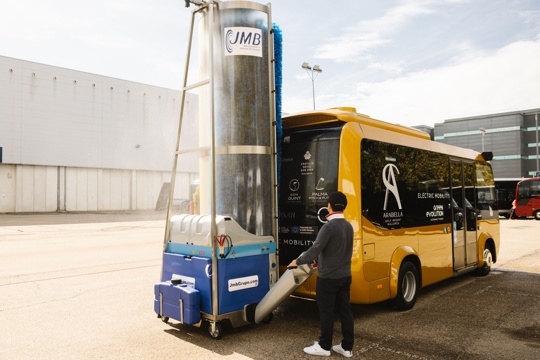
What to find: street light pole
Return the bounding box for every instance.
[480,127,486,152]
[534,113,540,175]
[302,62,322,110]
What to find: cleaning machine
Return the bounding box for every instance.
[153,0,314,339]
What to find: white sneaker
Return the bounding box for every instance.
[332,343,353,358]
[303,342,331,356]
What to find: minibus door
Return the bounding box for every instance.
[463,162,478,268]
[451,160,478,271]
[451,161,466,270]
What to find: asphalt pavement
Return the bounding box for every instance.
[0,212,539,359]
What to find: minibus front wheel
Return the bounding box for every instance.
[394,261,419,311]
[476,244,494,277]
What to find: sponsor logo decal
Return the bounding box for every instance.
[224,27,262,57]
[382,162,403,227]
[171,274,196,288]
[281,239,315,246]
[228,275,259,292]
[383,163,402,210]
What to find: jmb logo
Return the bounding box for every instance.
[227,30,261,47]
[224,27,262,57]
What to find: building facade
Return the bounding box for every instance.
[0,55,198,213]
[433,109,540,179]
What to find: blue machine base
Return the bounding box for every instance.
[161,252,270,315]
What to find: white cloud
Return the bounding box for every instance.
[0,2,67,41]
[350,39,540,126]
[367,61,404,75]
[314,2,435,62]
[517,9,540,28]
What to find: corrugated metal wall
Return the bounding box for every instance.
[0,55,199,213]
[0,164,196,213]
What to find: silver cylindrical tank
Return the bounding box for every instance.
[198,1,273,236]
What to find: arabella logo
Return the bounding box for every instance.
[224,27,262,57]
[382,163,402,210]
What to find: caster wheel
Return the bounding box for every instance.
[207,321,223,340]
[262,312,274,324]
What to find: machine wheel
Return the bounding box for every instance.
[534,210,540,220]
[476,246,493,277]
[161,316,169,323]
[261,312,274,324]
[207,321,223,340]
[394,261,419,311]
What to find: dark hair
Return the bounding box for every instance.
[328,191,347,211]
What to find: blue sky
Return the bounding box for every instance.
[1,0,539,127]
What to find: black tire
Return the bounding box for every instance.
[476,246,493,276]
[394,261,419,311]
[207,321,223,340]
[534,210,540,220]
[161,316,169,323]
[261,312,274,324]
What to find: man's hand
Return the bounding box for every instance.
[287,259,298,269]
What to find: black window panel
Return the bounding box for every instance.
[518,180,540,203]
[475,161,498,218]
[361,139,451,230]
[278,127,341,264]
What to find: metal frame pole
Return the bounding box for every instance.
[267,3,279,282]
[208,1,219,320]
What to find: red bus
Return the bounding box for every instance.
[513,177,540,220]
[495,178,522,218]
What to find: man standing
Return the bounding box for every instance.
[288,191,354,358]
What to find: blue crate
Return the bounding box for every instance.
[154,282,201,325]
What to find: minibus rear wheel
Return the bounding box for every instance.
[394,261,419,311]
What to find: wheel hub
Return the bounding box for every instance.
[483,249,493,267]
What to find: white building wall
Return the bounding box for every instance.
[0,55,195,171]
[0,165,16,212]
[0,163,196,213]
[9,165,57,212]
[0,55,199,213]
